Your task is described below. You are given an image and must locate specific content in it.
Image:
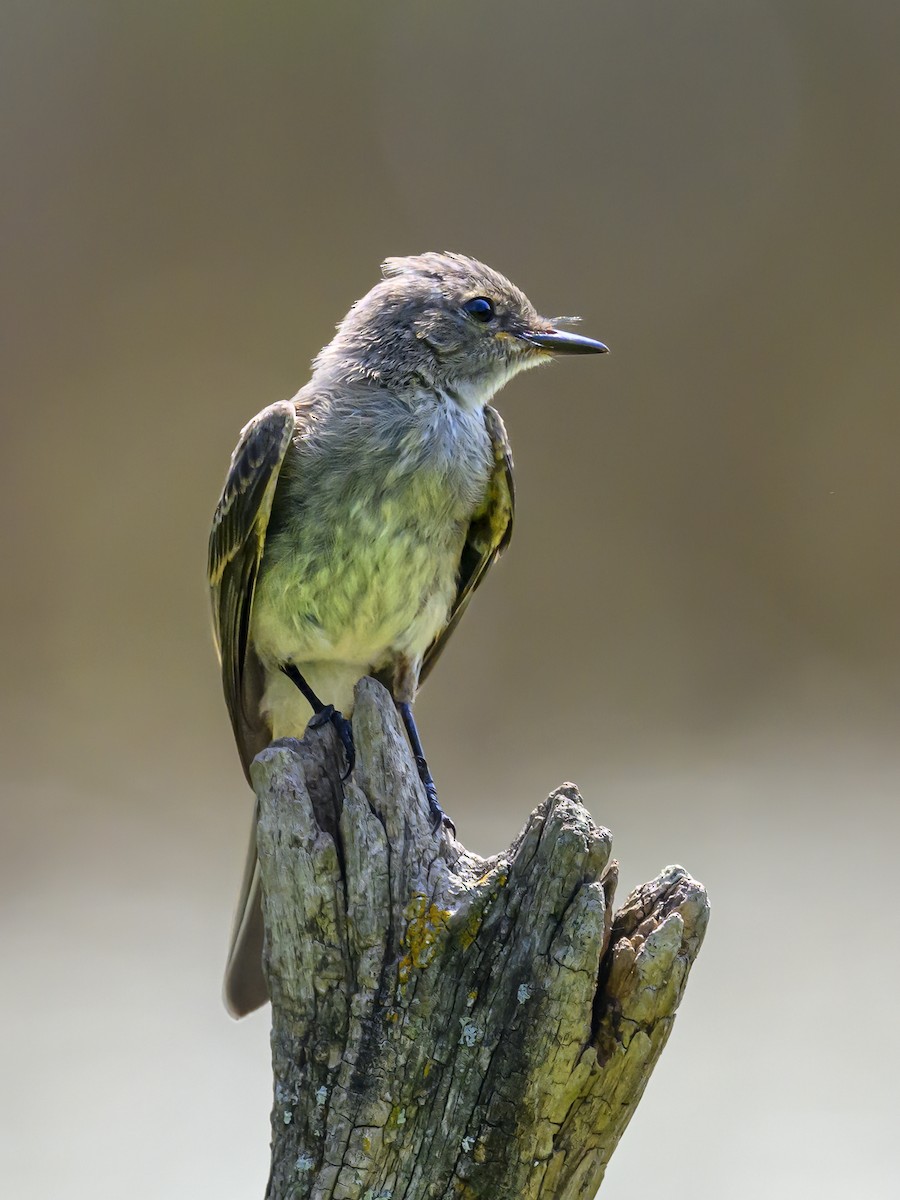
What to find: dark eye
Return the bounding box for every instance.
[463,296,495,322]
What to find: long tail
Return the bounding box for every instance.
[223,807,268,1018]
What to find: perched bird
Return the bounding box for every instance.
[209,252,607,1016]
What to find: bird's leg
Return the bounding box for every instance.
[280,664,354,779]
[396,701,453,835]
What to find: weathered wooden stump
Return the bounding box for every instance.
[251,678,708,1199]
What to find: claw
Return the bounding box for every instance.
[415,758,453,836]
[423,775,443,833]
[397,700,454,837]
[429,788,456,837]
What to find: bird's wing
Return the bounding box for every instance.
[208,399,296,770]
[419,403,515,687]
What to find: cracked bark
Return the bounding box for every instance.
[252,677,709,1200]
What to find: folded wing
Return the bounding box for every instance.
[208,400,296,773]
[419,403,515,686]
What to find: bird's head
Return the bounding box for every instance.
[313,252,607,408]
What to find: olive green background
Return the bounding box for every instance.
[2,3,898,1196]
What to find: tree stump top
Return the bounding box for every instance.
[252,678,709,1199]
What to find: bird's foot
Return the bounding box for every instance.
[309,704,355,779]
[414,755,455,836]
[397,700,454,836]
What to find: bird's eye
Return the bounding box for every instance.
[463,296,495,322]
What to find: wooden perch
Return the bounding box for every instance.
[251,678,709,1200]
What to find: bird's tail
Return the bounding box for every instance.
[222,804,269,1018]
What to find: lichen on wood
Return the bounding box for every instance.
[251,677,708,1199]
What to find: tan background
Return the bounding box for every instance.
[2,2,898,1196]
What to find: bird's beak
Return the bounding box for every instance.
[517,328,609,355]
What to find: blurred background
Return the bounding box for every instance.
[2,1,898,1195]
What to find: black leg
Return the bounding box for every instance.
[397,701,452,834]
[280,664,354,779]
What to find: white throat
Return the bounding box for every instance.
[439,354,542,412]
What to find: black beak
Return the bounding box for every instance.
[518,328,609,355]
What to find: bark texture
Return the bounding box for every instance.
[251,678,708,1200]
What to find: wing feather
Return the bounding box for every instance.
[208,400,296,768]
[419,403,515,686]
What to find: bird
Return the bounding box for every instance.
[208,252,608,1016]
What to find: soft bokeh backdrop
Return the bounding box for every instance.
[2,2,898,1196]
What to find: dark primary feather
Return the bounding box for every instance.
[208,400,296,769]
[419,403,515,686]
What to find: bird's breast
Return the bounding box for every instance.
[250,398,493,672]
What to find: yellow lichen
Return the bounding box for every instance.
[397,894,451,984]
[458,910,483,950]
